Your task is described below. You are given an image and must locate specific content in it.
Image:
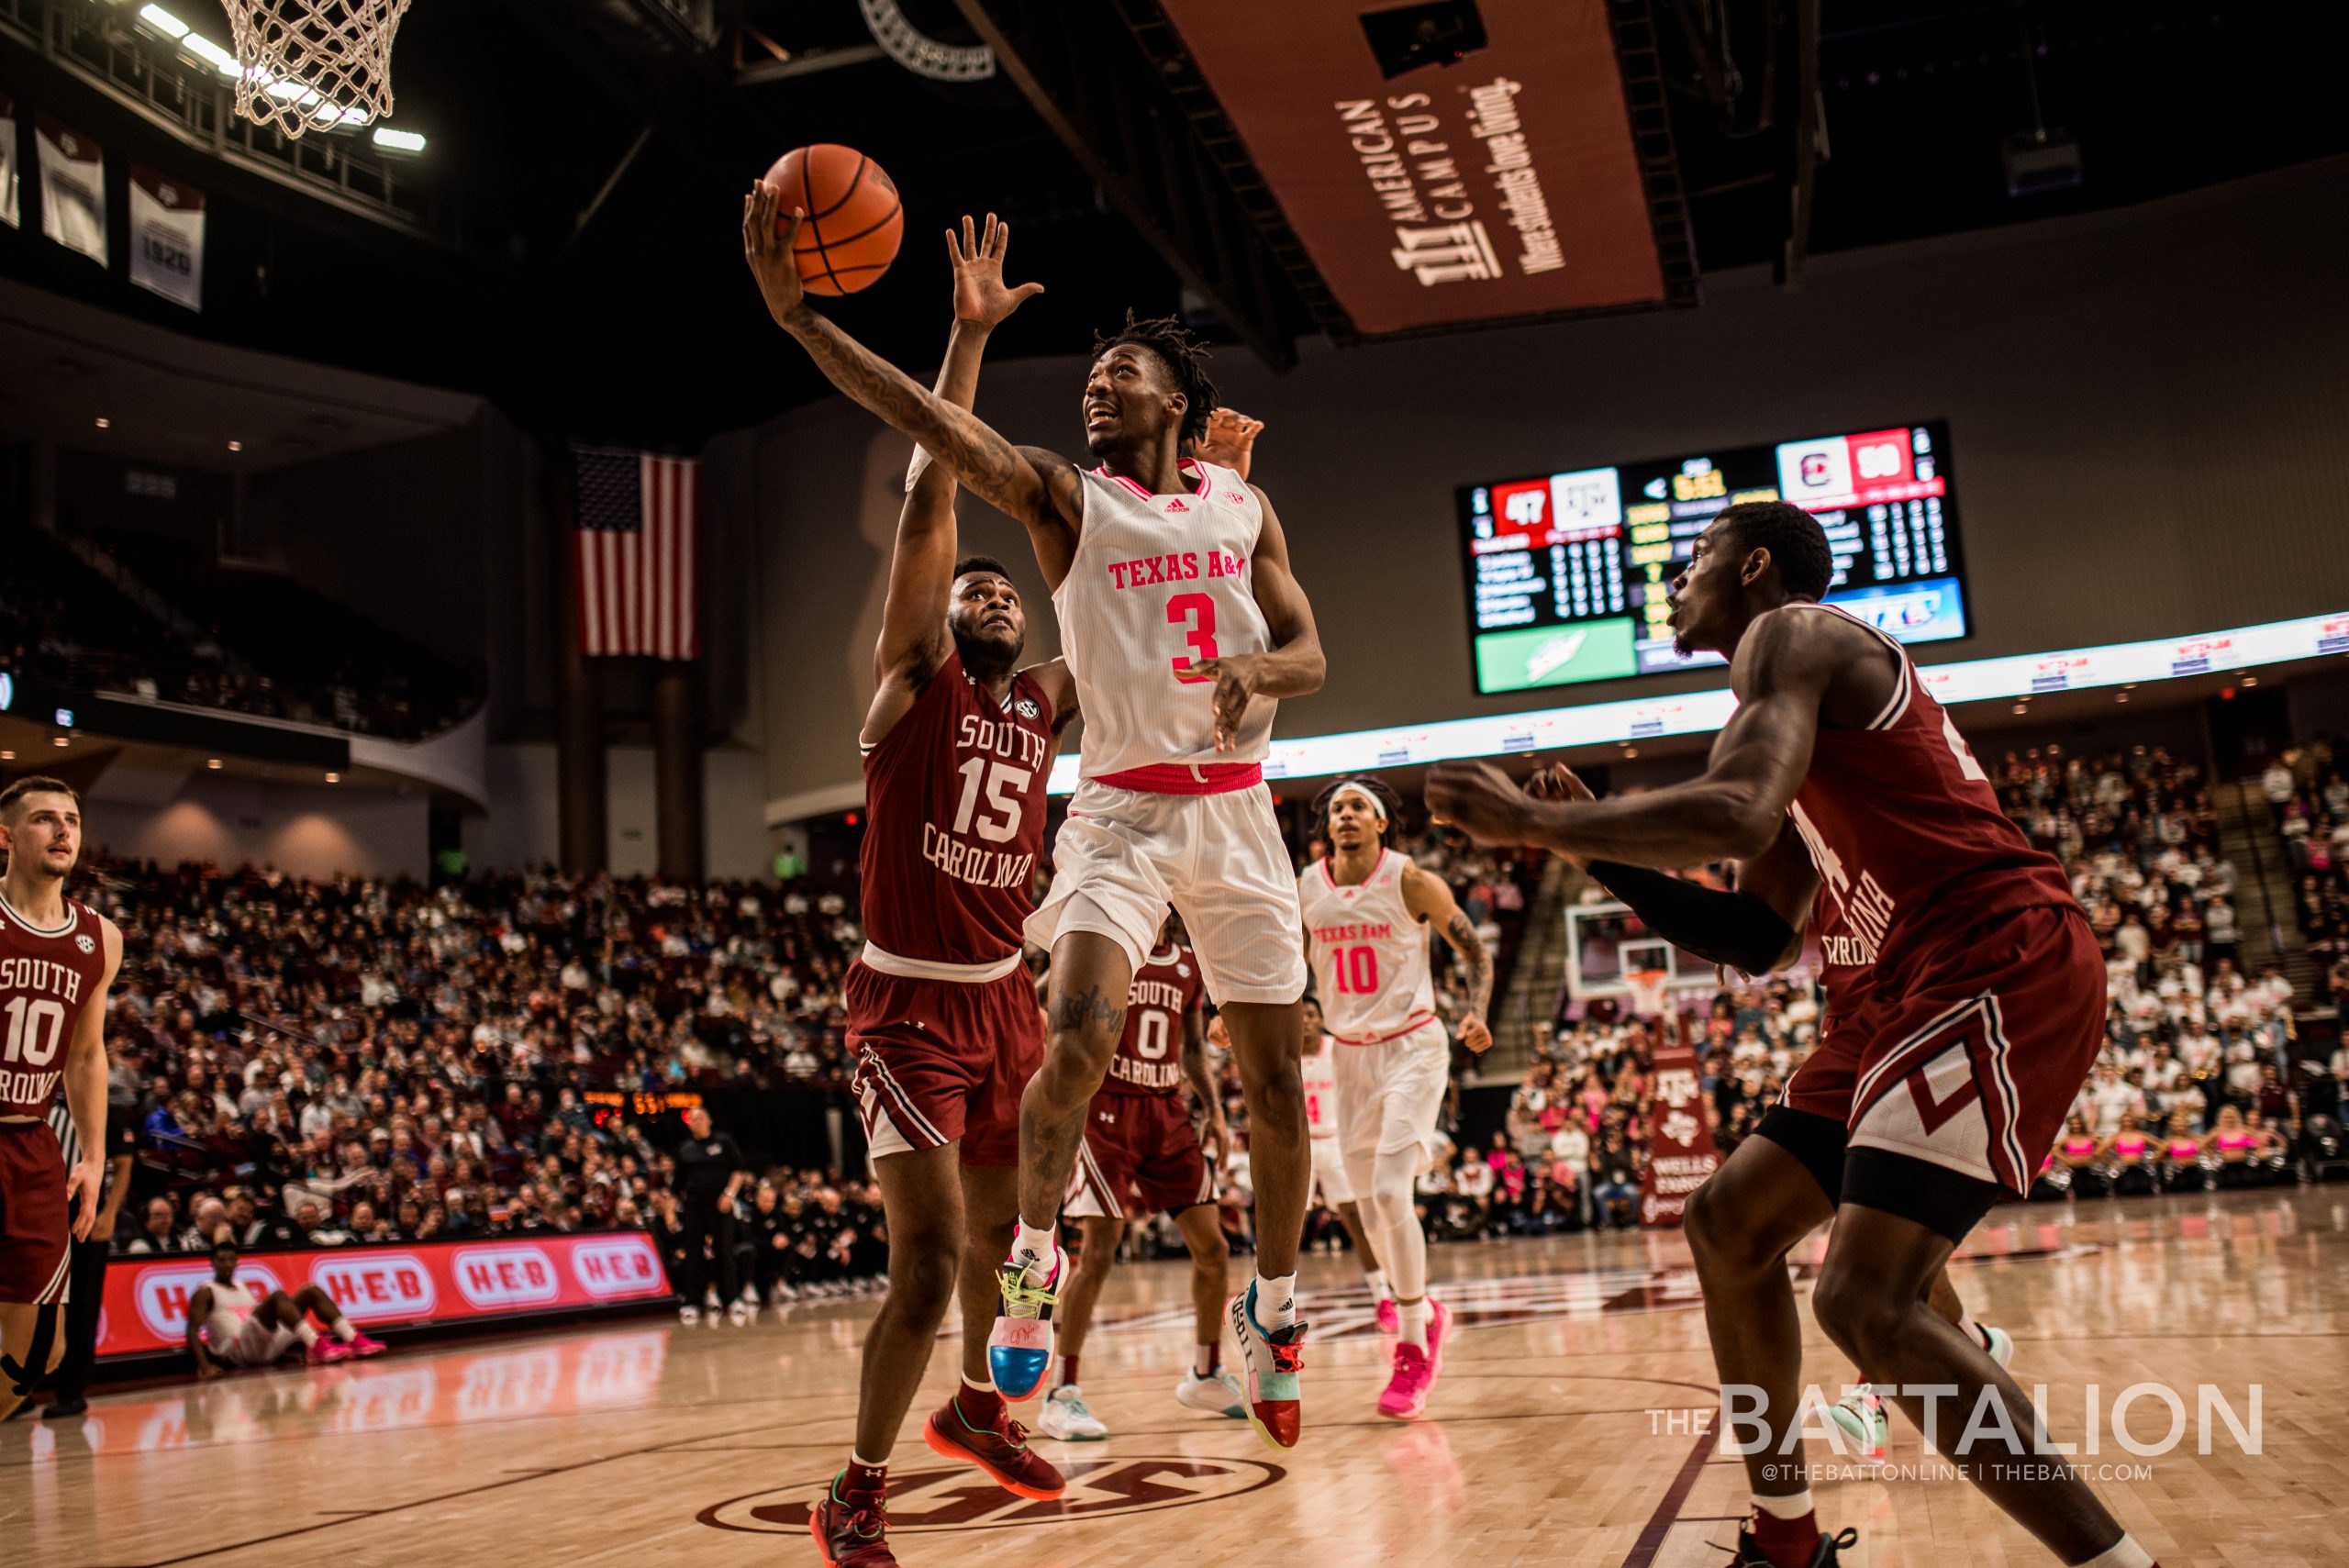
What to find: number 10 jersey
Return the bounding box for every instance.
[1053,458,1274,780]
[1297,850,1439,1046]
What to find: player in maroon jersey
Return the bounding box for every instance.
[0,776,121,1423]
[816,216,1077,1568]
[1426,502,2159,1568]
[1034,920,1245,1440]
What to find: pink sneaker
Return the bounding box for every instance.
[1376,1299,1450,1421]
[347,1332,387,1358]
[1375,1297,1400,1335]
[307,1338,355,1365]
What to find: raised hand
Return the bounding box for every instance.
[1424,760,1538,847]
[949,212,1044,328]
[1525,764,1597,868]
[1195,407,1265,479]
[742,181,807,324]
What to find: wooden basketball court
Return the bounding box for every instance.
[12,1188,2340,1568]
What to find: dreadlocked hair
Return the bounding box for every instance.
[1310,775,1406,848]
[1093,310,1219,451]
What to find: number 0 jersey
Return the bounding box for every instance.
[0,895,107,1119]
[1784,604,2079,1018]
[1053,458,1275,781]
[1101,941,1206,1096]
[1297,849,1438,1046]
[858,651,1057,973]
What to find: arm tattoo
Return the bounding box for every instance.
[1447,910,1494,1018]
[786,306,1037,521]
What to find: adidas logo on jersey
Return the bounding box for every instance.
[1163,498,1188,513]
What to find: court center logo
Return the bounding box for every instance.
[699,1456,1284,1535]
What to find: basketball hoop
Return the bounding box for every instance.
[223,0,413,139]
[1625,968,1671,1020]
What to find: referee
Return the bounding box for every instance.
[37,1089,134,1418]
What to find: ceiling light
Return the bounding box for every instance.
[181,33,239,76]
[324,772,340,783]
[94,417,111,428]
[2243,676,2258,687]
[373,127,427,154]
[206,758,223,770]
[1622,748,1638,759]
[2116,693,2130,704]
[138,4,190,39]
[52,736,69,747]
[2011,703,2028,715]
[227,440,242,452]
[0,751,14,762]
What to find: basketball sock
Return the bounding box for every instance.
[1956,1307,1982,1343]
[294,1322,319,1348]
[2070,1537,2155,1568]
[331,1318,357,1343]
[953,1377,1005,1429]
[1364,1268,1393,1302]
[1194,1342,1219,1377]
[1011,1218,1060,1280]
[844,1455,887,1496]
[1397,1297,1430,1351]
[1254,1273,1297,1330]
[1058,1354,1079,1391]
[1749,1489,1819,1568]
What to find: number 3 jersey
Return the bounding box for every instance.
[1102,941,1206,1096]
[858,651,1057,971]
[1783,603,2078,1018]
[0,895,106,1118]
[1054,458,1275,781]
[1297,850,1439,1045]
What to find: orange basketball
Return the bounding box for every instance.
[764,143,903,296]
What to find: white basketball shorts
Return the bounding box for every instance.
[1332,1017,1451,1169]
[1027,778,1308,1006]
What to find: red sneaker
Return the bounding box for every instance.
[346,1333,387,1358]
[810,1473,896,1568]
[306,1339,354,1365]
[922,1396,1065,1500]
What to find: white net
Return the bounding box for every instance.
[1625,969,1671,1019]
[223,0,413,139]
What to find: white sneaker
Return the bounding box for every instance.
[1830,1383,1887,1460]
[677,1305,700,1326]
[1036,1385,1108,1440]
[1175,1367,1246,1418]
[727,1301,751,1327]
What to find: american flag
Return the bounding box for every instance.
[573,446,700,660]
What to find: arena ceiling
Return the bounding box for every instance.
[0,0,2342,448]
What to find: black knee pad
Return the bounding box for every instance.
[1753,1106,1850,1207]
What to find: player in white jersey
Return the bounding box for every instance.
[1297,777,1492,1420]
[748,189,1321,1449]
[1297,998,1398,1332]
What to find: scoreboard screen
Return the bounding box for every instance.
[1458,421,1970,694]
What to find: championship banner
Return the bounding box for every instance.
[34,112,106,264]
[94,1231,674,1362]
[0,95,18,230]
[1640,1029,1722,1229]
[128,165,205,311]
[1156,0,1664,335]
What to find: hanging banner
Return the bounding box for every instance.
[0,94,18,229]
[1640,1022,1722,1229]
[128,165,205,310]
[35,112,106,264]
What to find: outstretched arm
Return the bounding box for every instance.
[1188,487,1326,753]
[1526,765,1815,976]
[1425,608,1836,866]
[1402,863,1493,1055]
[744,184,1085,582]
[866,216,1045,741]
[61,918,120,1240]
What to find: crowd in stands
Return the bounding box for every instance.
[72,740,2349,1301]
[2263,738,2349,968]
[3,523,478,739]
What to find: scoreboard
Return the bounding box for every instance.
[1458,421,1971,694]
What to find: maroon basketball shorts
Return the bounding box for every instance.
[1064,1091,1214,1220]
[846,958,1043,1168]
[0,1119,71,1305]
[1779,904,2105,1218]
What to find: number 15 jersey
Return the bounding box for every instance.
[1054,459,1274,780]
[1297,850,1439,1046]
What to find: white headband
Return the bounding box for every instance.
[1328,782,1387,824]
